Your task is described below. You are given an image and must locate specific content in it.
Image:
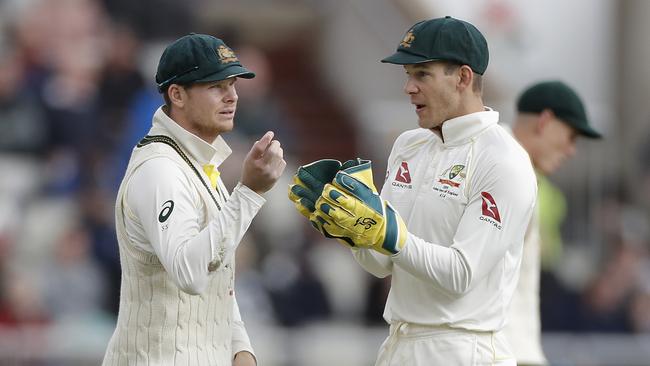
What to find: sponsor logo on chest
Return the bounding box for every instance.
[432,164,466,198]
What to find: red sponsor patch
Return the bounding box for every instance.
[395,161,412,183]
[480,192,501,222]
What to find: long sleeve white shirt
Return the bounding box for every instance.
[118,107,262,359]
[353,109,537,331]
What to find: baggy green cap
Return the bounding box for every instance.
[381,16,489,75]
[517,81,602,139]
[155,33,255,93]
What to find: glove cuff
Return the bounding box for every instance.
[375,202,408,255]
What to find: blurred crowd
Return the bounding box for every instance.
[0,0,650,360]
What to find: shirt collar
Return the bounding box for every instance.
[439,107,499,145]
[149,106,232,167]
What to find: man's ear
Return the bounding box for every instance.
[168,84,186,108]
[457,65,474,92]
[535,108,555,134]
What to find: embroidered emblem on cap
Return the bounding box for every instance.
[400,31,415,48]
[216,45,238,64]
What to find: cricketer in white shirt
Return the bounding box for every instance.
[102,107,264,365]
[354,109,537,365]
[504,80,602,366]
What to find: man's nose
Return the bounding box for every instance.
[404,78,418,95]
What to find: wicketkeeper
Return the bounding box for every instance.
[290,16,537,365]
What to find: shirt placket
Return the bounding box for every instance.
[406,141,442,224]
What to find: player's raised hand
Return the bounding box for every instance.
[241,131,287,194]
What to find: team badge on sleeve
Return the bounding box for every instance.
[479,192,502,229]
[392,161,413,189]
[480,192,500,222]
[395,161,412,183]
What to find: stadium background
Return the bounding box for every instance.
[1,0,650,365]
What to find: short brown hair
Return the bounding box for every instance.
[162,86,172,108]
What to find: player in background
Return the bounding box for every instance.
[290,16,537,365]
[102,33,286,366]
[506,80,602,366]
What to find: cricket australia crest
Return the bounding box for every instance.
[400,31,415,48]
[216,45,238,64]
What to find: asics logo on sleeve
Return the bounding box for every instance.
[158,200,175,223]
[480,192,501,222]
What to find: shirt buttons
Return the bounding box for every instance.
[399,324,409,335]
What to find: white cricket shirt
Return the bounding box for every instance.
[125,108,265,296]
[503,200,547,364]
[503,125,547,365]
[103,107,262,365]
[353,109,537,331]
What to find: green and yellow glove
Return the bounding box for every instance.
[288,159,343,218]
[289,159,371,248]
[311,160,408,255]
[288,159,371,217]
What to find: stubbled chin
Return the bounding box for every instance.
[416,114,428,127]
[417,117,437,129]
[217,115,235,125]
[220,121,235,132]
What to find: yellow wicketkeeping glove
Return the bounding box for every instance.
[288,159,343,218]
[289,159,370,248]
[310,160,408,255]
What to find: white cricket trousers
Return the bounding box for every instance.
[375,322,516,366]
